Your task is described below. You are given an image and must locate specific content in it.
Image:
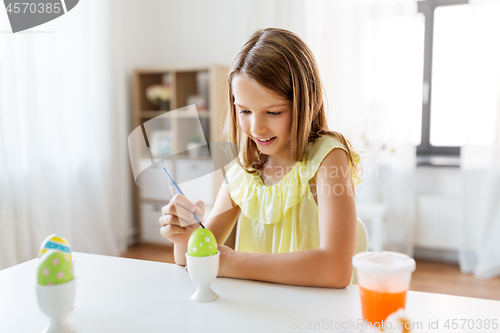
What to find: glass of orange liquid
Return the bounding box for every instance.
[352,251,416,330]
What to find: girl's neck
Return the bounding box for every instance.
[257,153,296,186]
[263,153,295,169]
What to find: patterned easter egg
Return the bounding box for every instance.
[39,234,72,260]
[187,228,218,257]
[37,249,74,286]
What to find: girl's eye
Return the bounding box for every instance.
[239,110,251,114]
[268,111,281,116]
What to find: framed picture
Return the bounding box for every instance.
[150,130,173,157]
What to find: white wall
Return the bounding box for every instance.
[109,0,306,68]
[108,0,308,158]
[416,167,462,196]
[414,167,462,262]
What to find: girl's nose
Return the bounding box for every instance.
[251,116,267,135]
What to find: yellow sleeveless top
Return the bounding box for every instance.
[226,136,361,253]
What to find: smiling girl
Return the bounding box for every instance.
[159,28,361,288]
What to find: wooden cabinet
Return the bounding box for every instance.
[131,65,229,245]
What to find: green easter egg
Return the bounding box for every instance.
[187,228,218,257]
[37,249,74,286]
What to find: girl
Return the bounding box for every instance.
[159,28,361,288]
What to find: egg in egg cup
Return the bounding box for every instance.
[185,228,219,302]
[36,250,76,333]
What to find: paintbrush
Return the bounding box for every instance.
[163,167,205,228]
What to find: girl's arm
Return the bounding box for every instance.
[219,148,358,288]
[203,181,241,245]
[174,180,241,265]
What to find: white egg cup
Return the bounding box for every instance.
[36,258,75,312]
[185,252,219,302]
[36,278,76,333]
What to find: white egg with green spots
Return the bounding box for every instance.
[37,249,74,286]
[187,228,217,257]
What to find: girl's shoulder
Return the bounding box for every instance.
[302,135,361,186]
[305,135,357,165]
[305,135,346,162]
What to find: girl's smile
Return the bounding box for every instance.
[232,75,292,160]
[254,136,276,145]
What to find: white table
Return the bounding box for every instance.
[1,253,499,333]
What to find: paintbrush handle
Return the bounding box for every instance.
[163,168,205,228]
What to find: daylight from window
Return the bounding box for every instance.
[429,5,472,147]
[411,13,425,147]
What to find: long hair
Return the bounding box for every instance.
[225,28,360,178]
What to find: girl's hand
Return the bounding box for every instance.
[159,194,205,246]
[217,245,235,278]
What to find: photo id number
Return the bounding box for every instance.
[6,3,62,14]
[444,319,498,330]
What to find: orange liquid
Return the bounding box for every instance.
[359,286,407,326]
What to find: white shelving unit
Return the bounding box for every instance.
[131,65,229,245]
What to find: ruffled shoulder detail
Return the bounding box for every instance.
[301,135,361,188]
[225,135,361,224]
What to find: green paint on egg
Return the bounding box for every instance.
[187,228,217,257]
[37,249,74,286]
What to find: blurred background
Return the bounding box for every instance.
[1,0,499,299]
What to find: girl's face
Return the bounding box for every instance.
[232,75,292,160]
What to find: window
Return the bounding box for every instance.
[417,0,471,165]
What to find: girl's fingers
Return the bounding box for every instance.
[159,214,195,228]
[161,194,199,223]
[193,200,205,221]
[171,194,197,212]
[185,223,200,232]
[160,223,200,245]
[159,195,206,228]
[162,203,196,223]
[159,214,179,227]
[160,224,186,237]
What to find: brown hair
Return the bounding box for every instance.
[225,28,360,178]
